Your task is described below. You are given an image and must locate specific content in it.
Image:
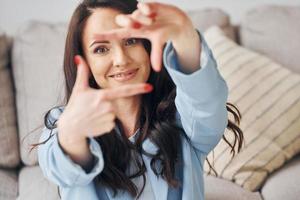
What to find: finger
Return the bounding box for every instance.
[101,121,116,135]
[97,101,115,114]
[137,2,153,16]
[98,112,116,123]
[115,14,141,29]
[97,28,146,42]
[131,10,153,26]
[87,121,116,137]
[150,41,164,72]
[74,55,91,91]
[138,2,175,17]
[101,83,153,100]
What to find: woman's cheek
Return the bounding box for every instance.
[89,61,110,85]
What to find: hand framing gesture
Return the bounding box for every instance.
[97,2,197,72]
[57,55,153,142]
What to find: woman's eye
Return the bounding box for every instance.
[94,46,109,54]
[125,38,139,46]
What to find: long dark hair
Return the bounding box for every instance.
[32,0,243,198]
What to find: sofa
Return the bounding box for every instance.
[0,4,300,200]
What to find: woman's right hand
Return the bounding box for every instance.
[57,55,153,144]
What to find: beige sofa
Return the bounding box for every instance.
[0,5,300,200]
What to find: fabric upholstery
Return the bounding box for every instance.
[204,175,262,200]
[203,26,300,191]
[0,169,18,200]
[240,5,300,74]
[12,21,67,165]
[261,154,300,200]
[0,33,20,168]
[18,166,60,200]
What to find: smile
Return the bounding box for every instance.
[109,68,139,82]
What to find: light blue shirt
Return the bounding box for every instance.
[38,31,228,200]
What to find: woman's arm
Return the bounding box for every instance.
[163,32,229,154]
[169,21,201,74]
[57,126,95,172]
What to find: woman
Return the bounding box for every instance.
[37,0,243,199]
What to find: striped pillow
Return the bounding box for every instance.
[203,26,300,191]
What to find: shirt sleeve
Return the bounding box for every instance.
[162,30,229,154]
[37,107,104,187]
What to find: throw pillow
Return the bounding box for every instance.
[203,26,300,191]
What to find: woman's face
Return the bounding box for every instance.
[82,8,151,89]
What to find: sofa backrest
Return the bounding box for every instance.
[240,5,300,74]
[11,22,67,165]
[0,31,20,168]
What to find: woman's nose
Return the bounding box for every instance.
[113,47,132,67]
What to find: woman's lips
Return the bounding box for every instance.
[109,68,139,82]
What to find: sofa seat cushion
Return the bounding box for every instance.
[240,5,300,74]
[205,175,262,200]
[18,166,60,200]
[0,33,20,168]
[19,166,262,200]
[0,169,18,200]
[203,26,300,192]
[261,153,300,200]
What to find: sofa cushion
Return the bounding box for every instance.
[205,175,262,200]
[203,26,300,191]
[261,153,300,200]
[18,166,60,200]
[18,168,263,200]
[240,5,300,74]
[0,169,18,200]
[12,21,67,165]
[0,33,20,168]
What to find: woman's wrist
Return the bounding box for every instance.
[57,117,86,145]
[171,21,201,73]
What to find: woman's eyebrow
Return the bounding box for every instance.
[89,40,109,48]
[89,34,112,47]
[89,33,130,48]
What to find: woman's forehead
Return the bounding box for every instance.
[85,8,122,33]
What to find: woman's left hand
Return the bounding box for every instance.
[101,2,201,72]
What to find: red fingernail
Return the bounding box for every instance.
[149,12,157,19]
[133,22,141,29]
[74,55,80,65]
[144,84,153,92]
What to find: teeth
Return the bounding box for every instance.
[112,69,137,78]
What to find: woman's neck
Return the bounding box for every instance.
[114,95,141,138]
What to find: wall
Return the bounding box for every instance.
[0,0,300,35]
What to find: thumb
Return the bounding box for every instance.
[150,41,164,72]
[74,55,91,90]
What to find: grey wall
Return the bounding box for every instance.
[1,0,300,35]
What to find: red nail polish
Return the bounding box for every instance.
[74,55,80,65]
[133,22,141,29]
[144,84,153,92]
[149,12,157,19]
